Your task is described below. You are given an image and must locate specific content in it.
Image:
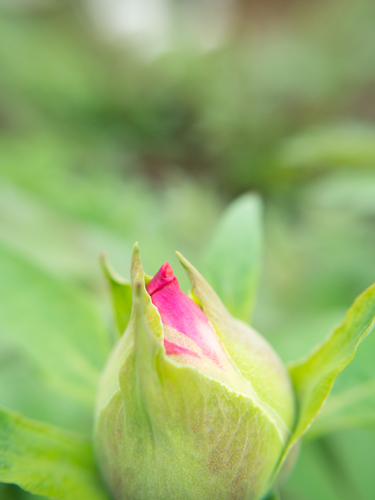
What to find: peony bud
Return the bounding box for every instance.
[94,244,295,500]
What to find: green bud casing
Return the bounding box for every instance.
[94,245,295,500]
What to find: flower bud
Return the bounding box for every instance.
[94,245,295,500]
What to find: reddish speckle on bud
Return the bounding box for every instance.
[146,263,223,367]
[163,339,200,358]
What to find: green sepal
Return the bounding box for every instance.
[0,406,110,500]
[95,243,162,414]
[176,251,295,440]
[274,283,375,476]
[101,252,132,339]
[130,242,163,342]
[203,193,262,323]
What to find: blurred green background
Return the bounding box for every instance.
[0,0,375,499]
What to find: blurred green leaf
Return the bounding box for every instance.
[0,406,110,500]
[303,171,375,216]
[326,428,375,500]
[0,178,132,288]
[280,124,375,169]
[0,7,114,117]
[101,252,132,339]
[282,437,359,500]
[203,193,262,322]
[307,378,375,439]
[0,242,111,406]
[0,134,220,282]
[276,283,375,473]
[0,338,92,436]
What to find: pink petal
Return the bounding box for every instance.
[146,263,223,366]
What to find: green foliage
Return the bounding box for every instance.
[1,187,374,499]
[279,124,375,169]
[203,193,262,322]
[0,406,110,500]
[307,317,375,439]
[277,284,375,473]
[0,242,111,407]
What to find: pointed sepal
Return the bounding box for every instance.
[101,252,132,339]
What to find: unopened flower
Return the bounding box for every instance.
[94,244,295,500]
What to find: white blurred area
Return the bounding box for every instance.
[85,0,235,56]
[86,0,170,54]
[0,0,235,56]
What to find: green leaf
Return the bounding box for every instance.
[203,193,262,323]
[0,338,93,436]
[306,297,375,440]
[306,322,375,439]
[276,283,375,473]
[279,124,375,169]
[101,252,132,339]
[0,406,110,500]
[0,243,111,406]
[0,179,132,289]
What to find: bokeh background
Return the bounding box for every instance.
[1,0,375,499]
